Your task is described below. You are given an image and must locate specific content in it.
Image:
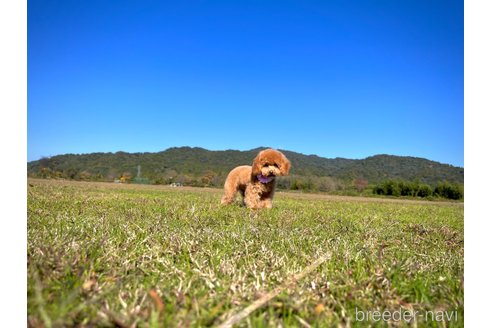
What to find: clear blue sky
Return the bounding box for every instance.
[28,0,464,167]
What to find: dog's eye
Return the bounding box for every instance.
[274,164,279,168]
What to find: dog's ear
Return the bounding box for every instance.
[251,151,263,177]
[279,153,291,176]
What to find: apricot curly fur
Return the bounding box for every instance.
[221,149,291,209]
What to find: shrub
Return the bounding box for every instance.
[417,184,433,198]
[373,180,462,200]
[434,182,464,200]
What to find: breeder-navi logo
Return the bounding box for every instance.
[355,307,459,323]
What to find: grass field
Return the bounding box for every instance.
[27,179,464,327]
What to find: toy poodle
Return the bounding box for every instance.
[221,148,291,209]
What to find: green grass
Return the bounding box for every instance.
[27,179,464,327]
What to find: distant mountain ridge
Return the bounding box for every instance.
[27,147,463,186]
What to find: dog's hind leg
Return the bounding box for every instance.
[221,193,236,205]
[221,182,237,205]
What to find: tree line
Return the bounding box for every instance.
[27,147,464,186]
[30,166,464,200]
[372,180,463,200]
[27,148,464,200]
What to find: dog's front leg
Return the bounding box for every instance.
[260,198,273,209]
[244,184,262,209]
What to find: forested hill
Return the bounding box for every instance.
[27,147,463,187]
